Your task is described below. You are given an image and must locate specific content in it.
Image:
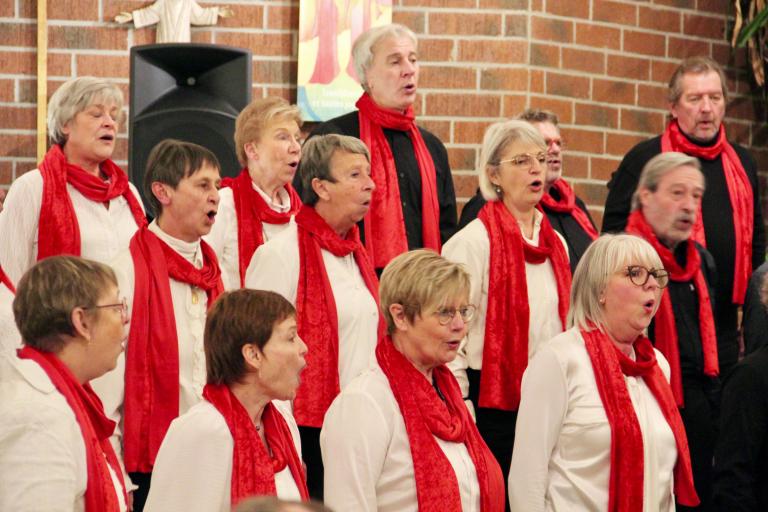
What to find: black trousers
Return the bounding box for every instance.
[677,374,721,512]
[298,425,324,501]
[467,368,517,512]
[128,472,152,512]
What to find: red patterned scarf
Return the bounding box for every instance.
[661,120,753,304]
[222,169,302,287]
[18,346,128,512]
[376,338,505,512]
[626,210,719,406]
[477,201,571,410]
[0,265,15,293]
[37,144,146,260]
[540,179,599,240]
[123,226,223,472]
[203,384,309,505]
[580,327,699,511]
[356,92,442,268]
[293,206,383,427]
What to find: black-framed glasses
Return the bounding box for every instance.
[432,305,477,325]
[625,266,669,288]
[496,152,547,171]
[84,297,129,319]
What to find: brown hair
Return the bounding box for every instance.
[205,289,296,386]
[517,108,559,126]
[234,97,303,166]
[668,56,728,105]
[13,256,116,353]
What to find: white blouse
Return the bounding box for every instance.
[320,364,481,512]
[0,169,144,284]
[441,211,568,404]
[508,327,677,512]
[0,282,19,356]
[0,355,127,512]
[204,184,295,291]
[91,221,210,466]
[244,222,379,392]
[144,400,303,512]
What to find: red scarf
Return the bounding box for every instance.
[222,169,302,287]
[477,201,571,410]
[356,92,442,268]
[625,210,719,406]
[17,346,128,512]
[37,144,146,260]
[376,338,505,512]
[202,384,309,505]
[293,206,383,427]
[661,120,753,304]
[580,327,699,511]
[0,265,14,293]
[123,226,223,472]
[540,179,599,240]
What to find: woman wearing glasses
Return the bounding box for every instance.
[0,256,130,511]
[441,120,572,501]
[321,250,505,512]
[509,234,699,511]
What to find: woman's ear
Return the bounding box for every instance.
[311,177,331,202]
[70,306,92,343]
[241,343,262,371]
[388,303,410,332]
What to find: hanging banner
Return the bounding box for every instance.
[297,0,392,122]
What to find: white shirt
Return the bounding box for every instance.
[320,364,482,512]
[91,221,209,467]
[205,185,295,291]
[441,212,568,402]
[508,327,678,512]
[0,168,144,284]
[0,355,126,512]
[144,400,302,512]
[0,283,19,356]
[245,222,379,392]
[131,0,220,43]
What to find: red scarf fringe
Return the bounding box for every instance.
[540,179,599,240]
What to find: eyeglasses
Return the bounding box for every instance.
[84,297,129,319]
[624,266,669,288]
[432,305,477,325]
[496,152,547,171]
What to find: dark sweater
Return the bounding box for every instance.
[602,134,765,372]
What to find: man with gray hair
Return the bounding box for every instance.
[624,151,719,510]
[306,23,457,272]
[603,56,765,378]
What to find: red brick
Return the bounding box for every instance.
[479,0,529,7]
[651,60,679,84]
[575,23,621,50]
[0,22,35,47]
[562,155,588,179]
[607,55,650,81]
[0,135,36,158]
[49,26,127,50]
[15,160,39,178]
[420,66,476,89]
[76,55,129,78]
[216,32,292,57]
[546,0,589,18]
[530,43,559,68]
[252,60,295,85]
[453,174,480,199]
[393,11,426,34]
[590,156,622,181]
[531,16,573,43]
[0,107,35,130]
[547,72,590,99]
[102,0,150,20]
[502,94,527,117]
[593,0,637,26]
[623,30,666,57]
[589,208,604,231]
[0,162,12,186]
[683,14,725,40]
[1,51,36,74]
[560,128,604,153]
[667,36,710,59]
[654,0,695,8]
[639,6,681,33]
[419,38,454,61]
[530,70,545,94]
[606,133,647,156]
[529,96,574,123]
[219,5,264,29]
[50,0,98,20]
[505,14,528,37]
[191,31,213,44]
[419,120,451,142]
[455,121,494,144]
[447,147,476,171]
[637,84,669,109]
[593,79,635,105]
[620,108,665,134]
[723,121,751,146]
[266,5,297,30]
[132,26,158,46]
[426,93,500,117]
[458,40,526,64]
[430,12,501,36]
[0,1,12,16]
[575,103,619,129]
[0,80,13,102]
[561,48,605,74]
[573,182,608,206]
[401,0,474,6]
[480,68,528,91]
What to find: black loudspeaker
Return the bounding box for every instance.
[129,43,252,202]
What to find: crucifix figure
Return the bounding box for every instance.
[114,0,234,44]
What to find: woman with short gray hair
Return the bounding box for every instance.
[0,76,146,284]
[509,234,699,511]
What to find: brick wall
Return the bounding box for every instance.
[1,0,763,228]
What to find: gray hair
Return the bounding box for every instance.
[47,77,124,145]
[668,56,728,105]
[352,23,418,92]
[298,134,370,206]
[631,152,703,210]
[568,234,663,332]
[478,120,546,201]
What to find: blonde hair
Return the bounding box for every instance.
[631,152,703,210]
[379,250,470,335]
[568,234,663,332]
[477,120,546,201]
[234,97,303,166]
[47,77,124,145]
